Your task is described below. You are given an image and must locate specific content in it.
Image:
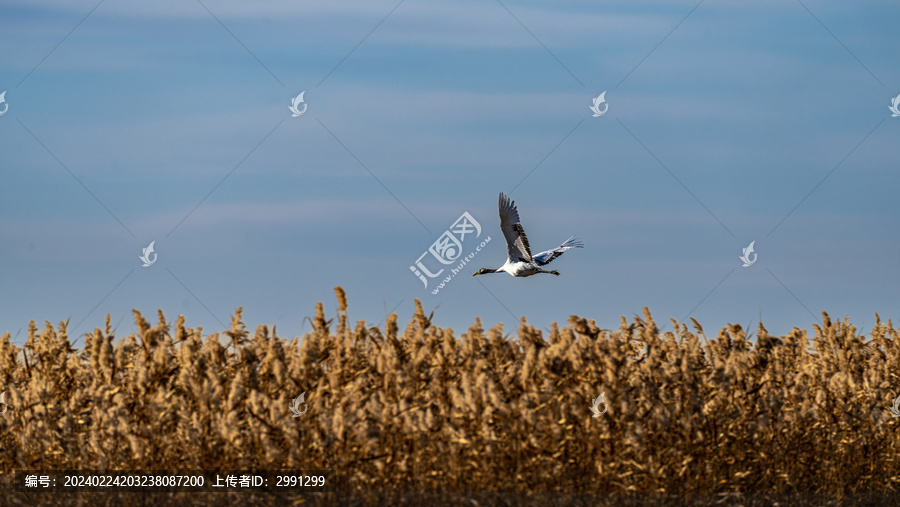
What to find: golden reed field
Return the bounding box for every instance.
[1,286,899,506]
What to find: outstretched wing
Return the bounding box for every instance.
[498,193,533,262]
[533,236,582,266]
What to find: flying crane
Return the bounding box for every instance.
[472,192,582,277]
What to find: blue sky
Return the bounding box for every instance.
[1,0,898,346]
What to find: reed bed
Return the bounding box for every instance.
[1,286,899,505]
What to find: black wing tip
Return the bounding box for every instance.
[498,193,519,222]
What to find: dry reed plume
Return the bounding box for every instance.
[1,286,899,505]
